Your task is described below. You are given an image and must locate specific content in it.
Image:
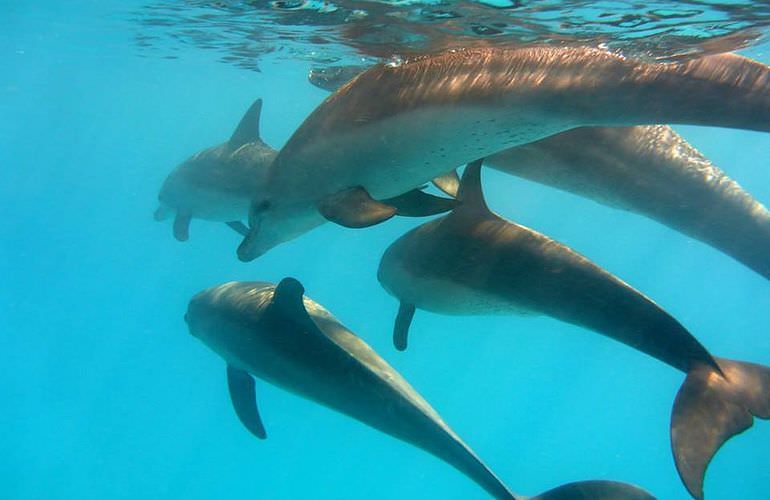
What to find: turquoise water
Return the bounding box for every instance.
[2,2,770,499]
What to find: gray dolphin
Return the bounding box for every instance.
[484,125,770,279]
[185,277,655,500]
[237,46,770,261]
[377,160,770,500]
[307,59,770,280]
[155,99,278,241]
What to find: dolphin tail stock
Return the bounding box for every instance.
[613,53,770,132]
[671,357,770,499]
[527,480,656,500]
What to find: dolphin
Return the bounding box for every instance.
[155,99,278,241]
[306,61,770,280]
[484,125,770,279]
[237,46,770,261]
[185,277,655,500]
[377,160,770,500]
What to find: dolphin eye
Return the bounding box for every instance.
[256,200,271,212]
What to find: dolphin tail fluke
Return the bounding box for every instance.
[529,480,656,500]
[671,357,770,499]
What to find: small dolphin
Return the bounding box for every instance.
[377,160,770,500]
[155,99,278,241]
[237,46,770,261]
[186,277,655,500]
[484,125,770,279]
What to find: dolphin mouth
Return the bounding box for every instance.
[236,219,263,262]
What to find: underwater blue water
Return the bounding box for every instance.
[2,2,770,499]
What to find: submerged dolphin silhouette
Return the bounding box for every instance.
[155,99,277,241]
[484,125,770,279]
[307,58,770,281]
[237,46,770,261]
[377,160,770,500]
[185,277,655,500]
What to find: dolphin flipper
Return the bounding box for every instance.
[393,302,415,351]
[229,98,263,149]
[226,221,250,236]
[432,170,460,198]
[226,365,267,440]
[671,357,770,499]
[318,186,397,228]
[173,211,192,241]
[154,206,171,221]
[384,189,458,217]
[530,480,656,499]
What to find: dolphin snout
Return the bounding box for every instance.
[237,221,263,262]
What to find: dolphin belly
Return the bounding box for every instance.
[382,257,538,316]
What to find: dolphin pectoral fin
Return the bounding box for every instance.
[154,206,171,221]
[229,98,263,149]
[530,480,656,499]
[393,302,415,351]
[318,186,397,228]
[226,221,250,236]
[237,218,262,262]
[671,358,770,499]
[173,211,192,242]
[432,170,460,198]
[226,365,267,440]
[383,190,458,217]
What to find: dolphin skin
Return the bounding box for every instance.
[307,58,770,281]
[185,278,655,500]
[485,125,770,279]
[377,161,770,500]
[155,99,277,241]
[237,46,770,261]
[308,64,368,92]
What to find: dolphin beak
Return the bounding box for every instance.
[237,220,262,262]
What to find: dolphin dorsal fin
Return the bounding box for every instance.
[457,159,490,214]
[271,277,307,318]
[266,277,323,336]
[229,98,263,149]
